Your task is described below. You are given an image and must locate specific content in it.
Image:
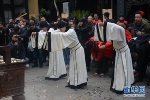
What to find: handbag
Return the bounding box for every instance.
[27,37,34,51]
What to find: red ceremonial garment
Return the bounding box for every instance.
[125,29,132,42]
[116,20,128,25]
[90,37,113,60]
[92,19,102,25]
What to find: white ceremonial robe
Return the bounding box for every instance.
[45,29,67,80]
[38,30,47,49]
[30,35,36,48]
[30,30,47,49]
[45,50,67,80]
[106,22,134,91]
[48,28,87,88]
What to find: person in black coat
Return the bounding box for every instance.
[14,26,28,55]
[77,18,93,72]
[0,22,9,46]
[27,22,40,65]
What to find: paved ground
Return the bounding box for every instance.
[2,62,150,100]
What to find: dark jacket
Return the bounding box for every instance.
[8,41,26,59]
[132,19,150,37]
[0,27,9,46]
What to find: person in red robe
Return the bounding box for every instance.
[119,23,132,42]
[92,14,102,25]
[90,37,113,77]
[116,15,128,25]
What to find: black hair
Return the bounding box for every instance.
[30,17,35,22]
[0,22,3,25]
[50,23,57,30]
[23,20,29,26]
[29,22,35,26]
[10,32,17,38]
[62,18,68,23]
[103,12,110,18]
[14,26,20,33]
[8,23,14,29]
[135,11,142,17]
[69,20,75,24]
[119,15,124,18]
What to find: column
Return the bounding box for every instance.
[28,0,39,19]
[0,0,5,24]
[117,0,124,20]
[69,0,75,13]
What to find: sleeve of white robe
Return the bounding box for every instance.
[48,28,76,52]
[106,22,125,41]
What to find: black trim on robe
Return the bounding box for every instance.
[48,32,51,52]
[96,24,102,41]
[103,22,107,44]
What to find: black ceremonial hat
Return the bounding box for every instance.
[40,21,48,28]
[57,21,66,28]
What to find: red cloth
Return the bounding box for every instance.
[116,20,128,25]
[92,19,102,24]
[91,39,113,60]
[125,29,132,42]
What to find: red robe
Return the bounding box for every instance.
[90,37,113,60]
[116,20,128,25]
[125,29,132,42]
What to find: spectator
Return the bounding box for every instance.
[92,14,102,25]
[27,22,40,64]
[103,12,116,23]
[132,11,150,37]
[14,26,28,55]
[133,26,150,82]
[117,15,128,25]
[8,32,29,67]
[77,18,93,72]
[0,22,9,46]
[119,23,132,42]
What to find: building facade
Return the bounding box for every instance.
[0,0,150,24]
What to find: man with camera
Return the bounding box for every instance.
[8,32,29,67]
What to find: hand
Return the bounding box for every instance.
[95,59,99,61]
[32,32,36,35]
[14,42,18,46]
[148,41,150,45]
[99,22,104,26]
[98,45,105,49]
[46,32,48,36]
[136,31,141,35]
[54,22,57,24]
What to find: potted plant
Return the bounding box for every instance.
[70,10,93,19]
[39,8,50,17]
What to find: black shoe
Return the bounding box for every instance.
[32,65,38,68]
[65,85,70,87]
[110,88,115,93]
[147,80,150,86]
[40,65,43,68]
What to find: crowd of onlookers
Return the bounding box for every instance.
[0,10,150,86]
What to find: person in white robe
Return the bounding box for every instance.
[47,21,88,89]
[45,29,67,80]
[30,21,48,68]
[99,22,134,93]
